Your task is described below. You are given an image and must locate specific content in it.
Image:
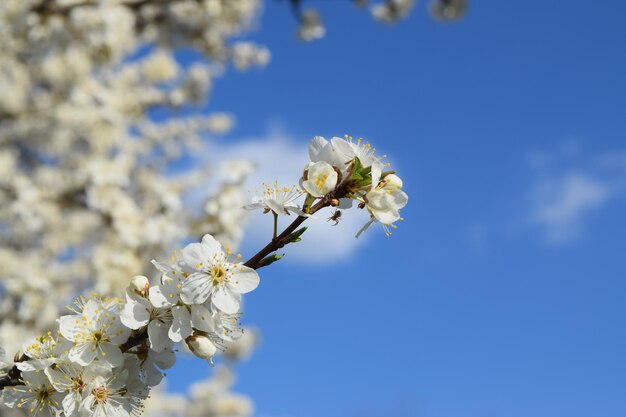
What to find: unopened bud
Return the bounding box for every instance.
[185,334,217,364]
[130,275,149,297]
[383,174,403,190]
[329,198,340,207]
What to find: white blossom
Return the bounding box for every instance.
[79,364,144,417]
[243,183,308,216]
[45,361,90,417]
[309,135,380,171]
[1,371,64,417]
[302,161,338,198]
[180,235,260,314]
[16,332,70,372]
[120,292,176,351]
[357,173,408,237]
[58,297,130,367]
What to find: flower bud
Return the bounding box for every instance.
[382,174,403,190]
[185,334,217,364]
[129,275,149,297]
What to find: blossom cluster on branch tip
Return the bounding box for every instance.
[0,234,259,417]
[245,135,409,237]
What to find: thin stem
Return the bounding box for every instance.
[272,212,278,240]
[244,182,350,269]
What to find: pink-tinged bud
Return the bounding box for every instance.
[185,334,217,364]
[129,275,149,297]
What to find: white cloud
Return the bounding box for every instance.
[526,144,626,244]
[207,127,371,264]
[529,173,611,243]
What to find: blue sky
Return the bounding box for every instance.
[167,1,626,416]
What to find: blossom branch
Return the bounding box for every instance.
[0,135,408,417]
[243,183,350,270]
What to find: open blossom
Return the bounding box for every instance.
[180,235,260,314]
[45,361,89,417]
[1,370,64,417]
[79,364,145,417]
[150,259,245,344]
[357,172,408,237]
[243,182,307,216]
[121,290,180,351]
[16,332,71,372]
[302,161,338,197]
[309,135,380,171]
[120,274,198,349]
[58,297,131,367]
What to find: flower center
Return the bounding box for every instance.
[38,390,50,401]
[71,378,85,392]
[211,265,227,286]
[92,387,108,404]
[314,174,329,190]
[93,332,103,342]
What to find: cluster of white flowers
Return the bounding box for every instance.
[0,232,259,417]
[0,2,428,416]
[0,0,267,360]
[0,0,436,362]
[0,132,409,417]
[246,135,409,237]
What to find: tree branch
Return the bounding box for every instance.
[0,183,350,390]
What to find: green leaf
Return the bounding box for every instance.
[257,253,284,268]
[287,226,308,242]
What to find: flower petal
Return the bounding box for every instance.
[266,198,291,216]
[149,277,179,308]
[58,315,86,342]
[180,272,213,305]
[330,136,357,165]
[228,266,260,294]
[308,135,329,162]
[168,306,192,342]
[371,160,383,185]
[152,348,176,370]
[147,320,170,352]
[190,304,215,332]
[69,343,97,366]
[99,343,124,367]
[211,286,241,314]
[120,299,150,330]
[63,392,80,417]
